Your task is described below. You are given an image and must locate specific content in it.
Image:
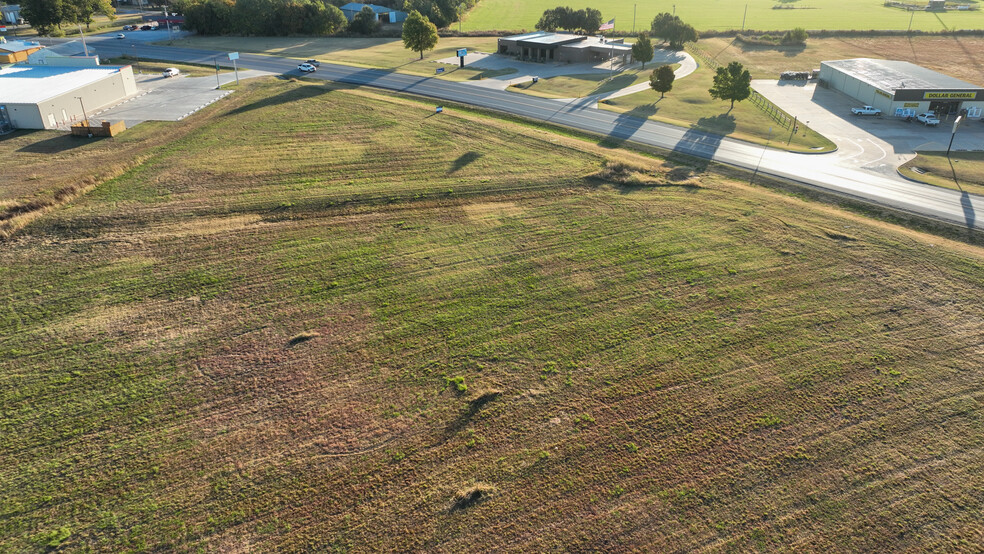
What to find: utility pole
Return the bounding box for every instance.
[633,4,636,33]
[78,23,89,56]
[214,56,221,89]
[75,96,91,137]
[908,10,915,33]
[742,4,748,32]
[163,5,173,41]
[132,44,140,74]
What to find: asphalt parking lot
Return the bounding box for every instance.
[753,79,984,175]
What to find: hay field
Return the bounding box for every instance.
[462,0,984,32]
[1,78,983,552]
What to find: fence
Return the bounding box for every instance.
[685,41,795,130]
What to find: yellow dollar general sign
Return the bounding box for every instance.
[923,92,976,99]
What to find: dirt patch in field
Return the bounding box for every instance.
[462,202,526,224]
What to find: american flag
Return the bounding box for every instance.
[599,18,615,31]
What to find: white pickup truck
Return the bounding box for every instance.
[916,112,941,126]
[851,105,882,116]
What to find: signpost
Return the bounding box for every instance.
[228,51,240,85]
[456,48,466,68]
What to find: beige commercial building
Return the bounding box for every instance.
[0,64,137,129]
[498,31,633,65]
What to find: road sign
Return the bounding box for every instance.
[228,52,239,60]
[456,48,467,57]
[0,26,7,32]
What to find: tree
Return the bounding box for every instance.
[65,0,115,30]
[579,7,602,34]
[632,32,653,68]
[535,7,561,31]
[650,12,698,50]
[649,64,675,98]
[709,61,751,110]
[349,4,379,34]
[402,9,438,59]
[21,0,65,35]
[781,27,808,45]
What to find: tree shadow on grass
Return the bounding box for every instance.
[589,73,637,96]
[695,113,737,135]
[449,151,482,173]
[17,133,110,153]
[669,114,736,166]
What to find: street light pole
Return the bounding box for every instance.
[132,44,140,74]
[78,23,89,56]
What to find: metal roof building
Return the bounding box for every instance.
[498,31,633,64]
[0,39,43,63]
[339,3,407,23]
[819,58,984,120]
[0,64,137,130]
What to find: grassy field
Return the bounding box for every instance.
[1,76,983,552]
[900,151,984,196]
[601,64,835,152]
[508,64,677,98]
[104,56,231,78]
[697,35,984,84]
[157,36,515,81]
[462,0,984,32]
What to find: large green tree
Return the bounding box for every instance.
[632,32,653,68]
[64,0,115,30]
[650,12,698,50]
[402,9,438,59]
[348,4,379,34]
[649,64,675,98]
[21,0,65,35]
[709,61,752,110]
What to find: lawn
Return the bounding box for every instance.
[508,64,677,98]
[900,151,984,197]
[601,64,835,152]
[461,0,984,32]
[157,36,512,80]
[697,35,984,84]
[2,77,984,552]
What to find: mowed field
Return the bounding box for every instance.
[462,0,984,32]
[2,78,984,551]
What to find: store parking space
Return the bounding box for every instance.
[754,79,984,175]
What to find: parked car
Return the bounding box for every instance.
[162,67,180,77]
[122,25,135,31]
[140,24,155,30]
[297,63,317,73]
[305,59,321,67]
[116,33,125,39]
[851,105,881,116]
[916,112,941,126]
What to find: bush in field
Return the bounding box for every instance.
[781,27,809,45]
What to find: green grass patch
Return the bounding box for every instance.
[899,151,984,197]
[104,56,230,78]
[461,0,984,32]
[600,65,834,152]
[2,77,983,553]
[509,65,678,99]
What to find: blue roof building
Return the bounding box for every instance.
[340,3,407,23]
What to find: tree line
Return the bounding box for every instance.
[21,0,115,35]
[535,6,603,35]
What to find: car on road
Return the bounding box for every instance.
[298,63,317,73]
[162,67,180,78]
[122,25,135,31]
[916,112,941,126]
[305,59,321,67]
[140,24,155,30]
[851,105,881,116]
[116,33,125,39]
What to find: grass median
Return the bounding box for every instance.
[900,151,984,197]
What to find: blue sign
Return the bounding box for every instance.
[436,106,443,113]
[436,67,445,74]
[456,48,467,57]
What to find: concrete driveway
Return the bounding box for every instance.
[87,69,271,127]
[753,79,984,175]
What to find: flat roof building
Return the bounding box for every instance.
[0,39,43,63]
[819,58,984,120]
[498,31,633,65]
[0,64,137,129]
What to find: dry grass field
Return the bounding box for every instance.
[1,77,983,552]
[698,35,984,84]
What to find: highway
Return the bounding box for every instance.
[70,37,983,232]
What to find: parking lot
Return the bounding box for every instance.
[753,79,984,176]
[86,69,271,127]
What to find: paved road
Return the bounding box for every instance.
[60,37,984,232]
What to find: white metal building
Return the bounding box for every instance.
[0,64,137,129]
[819,58,984,120]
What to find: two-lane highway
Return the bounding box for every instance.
[70,38,983,232]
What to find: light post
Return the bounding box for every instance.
[78,23,89,56]
[946,114,964,159]
[132,44,140,74]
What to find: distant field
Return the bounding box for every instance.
[462,0,984,32]
[2,77,983,551]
